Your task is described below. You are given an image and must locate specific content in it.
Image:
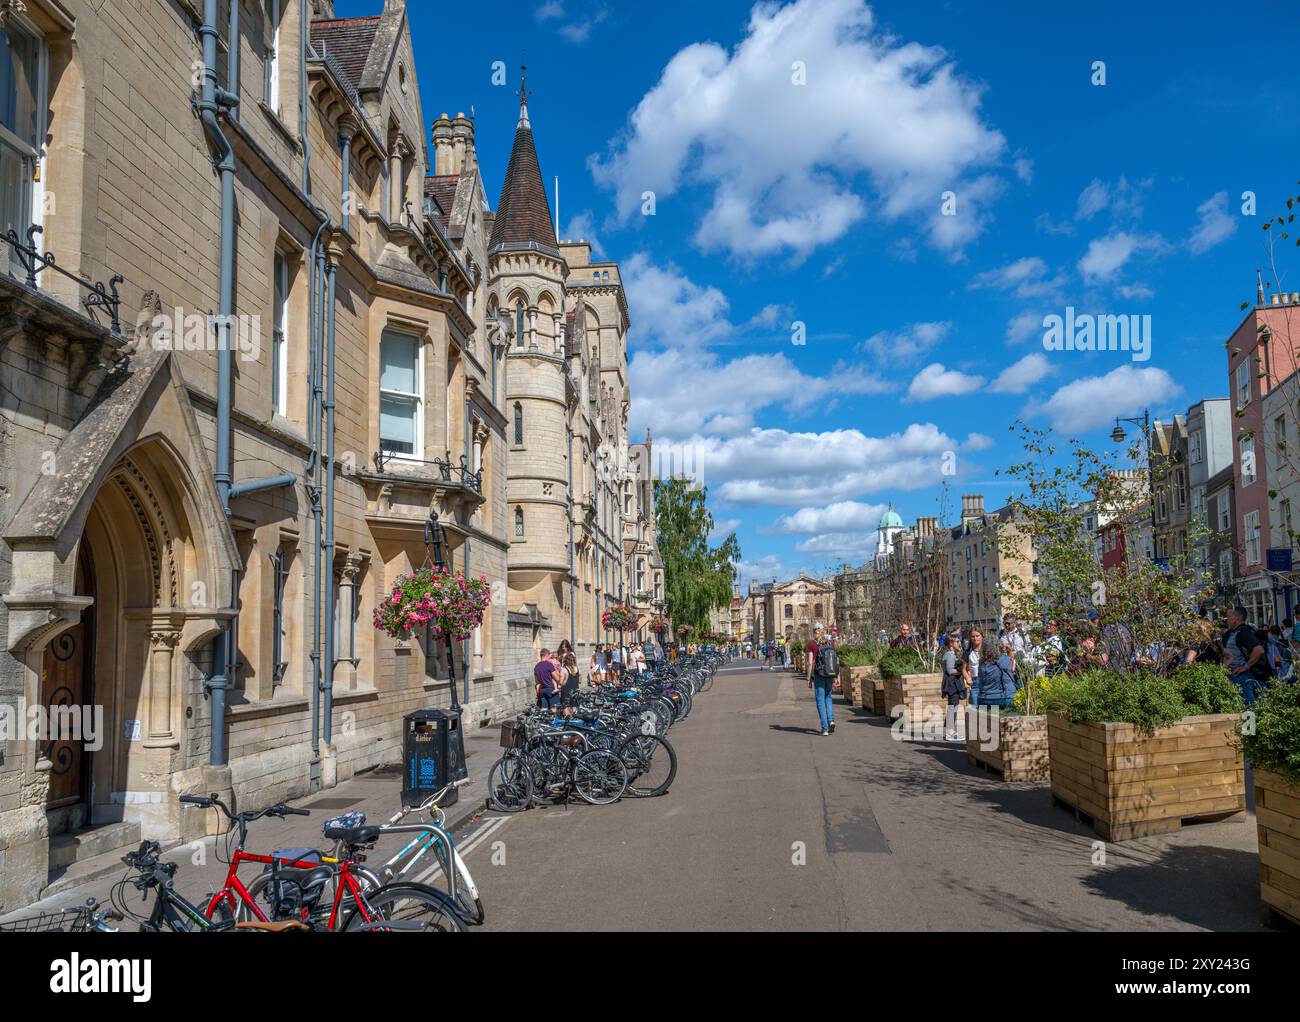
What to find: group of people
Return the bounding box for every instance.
[533,638,675,710]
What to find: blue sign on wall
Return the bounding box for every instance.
[1267,549,1293,573]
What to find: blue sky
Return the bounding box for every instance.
[342,0,1300,585]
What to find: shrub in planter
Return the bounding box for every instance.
[1046,667,1246,841]
[1241,682,1300,927]
[878,648,927,679]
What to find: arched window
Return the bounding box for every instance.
[514,507,524,537]
[515,303,525,347]
[513,402,523,445]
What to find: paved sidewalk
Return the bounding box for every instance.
[0,725,504,923]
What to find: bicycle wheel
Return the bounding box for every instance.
[572,748,627,805]
[526,743,573,804]
[432,836,485,926]
[650,699,673,734]
[620,733,677,797]
[341,882,466,933]
[488,753,534,812]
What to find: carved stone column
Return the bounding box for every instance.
[144,625,182,748]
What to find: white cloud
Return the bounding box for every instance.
[991,352,1054,394]
[1077,231,1163,284]
[630,347,889,440]
[1188,190,1237,255]
[772,500,891,534]
[737,553,790,588]
[1006,309,1044,344]
[1035,212,1075,237]
[590,0,1008,260]
[858,320,952,362]
[621,253,732,346]
[1116,283,1154,300]
[1013,156,1033,185]
[691,423,959,507]
[1029,365,1181,434]
[962,432,995,451]
[968,256,1063,299]
[709,517,743,538]
[535,1,565,19]
[793,532,881,563]
[1074,176,1149,223]
[907,362,984,401]
[562,211,605,257]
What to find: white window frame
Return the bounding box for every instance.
[0,14,48,271]
[1189,430,1203,465]
[264,0,282,113]
[1241,436,1257,486]
[271,250,288,416]
[1236,361,1251,408]
[379,329,424,460]
[1245,510,1261,566]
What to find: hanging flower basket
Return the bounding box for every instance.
[649,615,670,634]
[373,566,491,642]
[601,603,638,631]
[677,624,694,638]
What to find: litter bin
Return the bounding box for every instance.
[401,707,468,808]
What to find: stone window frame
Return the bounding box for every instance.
[0,7,48,272]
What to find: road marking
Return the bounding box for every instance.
[411,814,509,886]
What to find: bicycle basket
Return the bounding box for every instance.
[0,907,91,933]
[499,719,527,749]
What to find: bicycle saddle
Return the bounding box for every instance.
[272,865,335,888]
[321,824,380,845]
[322,811,366,834]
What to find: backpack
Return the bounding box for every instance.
[816,642,839,677]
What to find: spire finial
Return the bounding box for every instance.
[516,60,532,127]
[1257,267,1266,307]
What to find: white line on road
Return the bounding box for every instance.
[412,813,510,886]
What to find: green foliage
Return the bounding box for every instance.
[840,649,876,668]
[653,478,740,634]
[1170,661,1245,717]
[1241,682,1300,784]
[997,422,1209,676]
[878,647,927,679]
[1052,669,1190,733]
[1049,666,1243,734]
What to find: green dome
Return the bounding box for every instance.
[879,509,903,529]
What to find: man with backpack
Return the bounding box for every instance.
[806,622,840,736]
[1223,606,1268,706]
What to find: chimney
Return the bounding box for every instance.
[431,114,453,175]
[916,516,937,539]
[451,112,474,174]
[961,494,985,525]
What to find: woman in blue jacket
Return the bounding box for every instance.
[977,638,1020,709]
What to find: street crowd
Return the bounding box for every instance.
[531,636,737,708]
[751,606,1299,743]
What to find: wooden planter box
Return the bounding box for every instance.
[870,677,888,715]
[883,672,945,724]
[1255,768,1300,929]
[1047,713,1245,842]
[966,709,1049,782]
[839,665,877,707]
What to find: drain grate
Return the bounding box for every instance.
[302,797,363,811]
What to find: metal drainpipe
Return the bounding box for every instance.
[567,405,575,651]
[197,0,238,766]
[310,245,326,759]
[322,255,337,744]
[463,391,472,705]
[300,0,310,195]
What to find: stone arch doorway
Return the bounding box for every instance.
[41,544,96,833]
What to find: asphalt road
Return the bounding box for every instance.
[462,660,1269,932]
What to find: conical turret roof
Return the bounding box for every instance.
[489,95,557,256]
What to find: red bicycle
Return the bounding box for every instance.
[180,794,464,932]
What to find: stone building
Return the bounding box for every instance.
[942,495,1035,636]
[749,573,834,647]
[486,81,659,663]
[0,0,563,912]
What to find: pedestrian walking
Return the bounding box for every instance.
[962,628,986,708]
[806,623,839,736]
[559,652,581,717]
[763,641,774,670]
[1223,607,1267,706]
[534,649,561,709]
[941,634,967,741]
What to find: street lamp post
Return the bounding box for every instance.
[424,513,460,711]
[1111,409,1158,560]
